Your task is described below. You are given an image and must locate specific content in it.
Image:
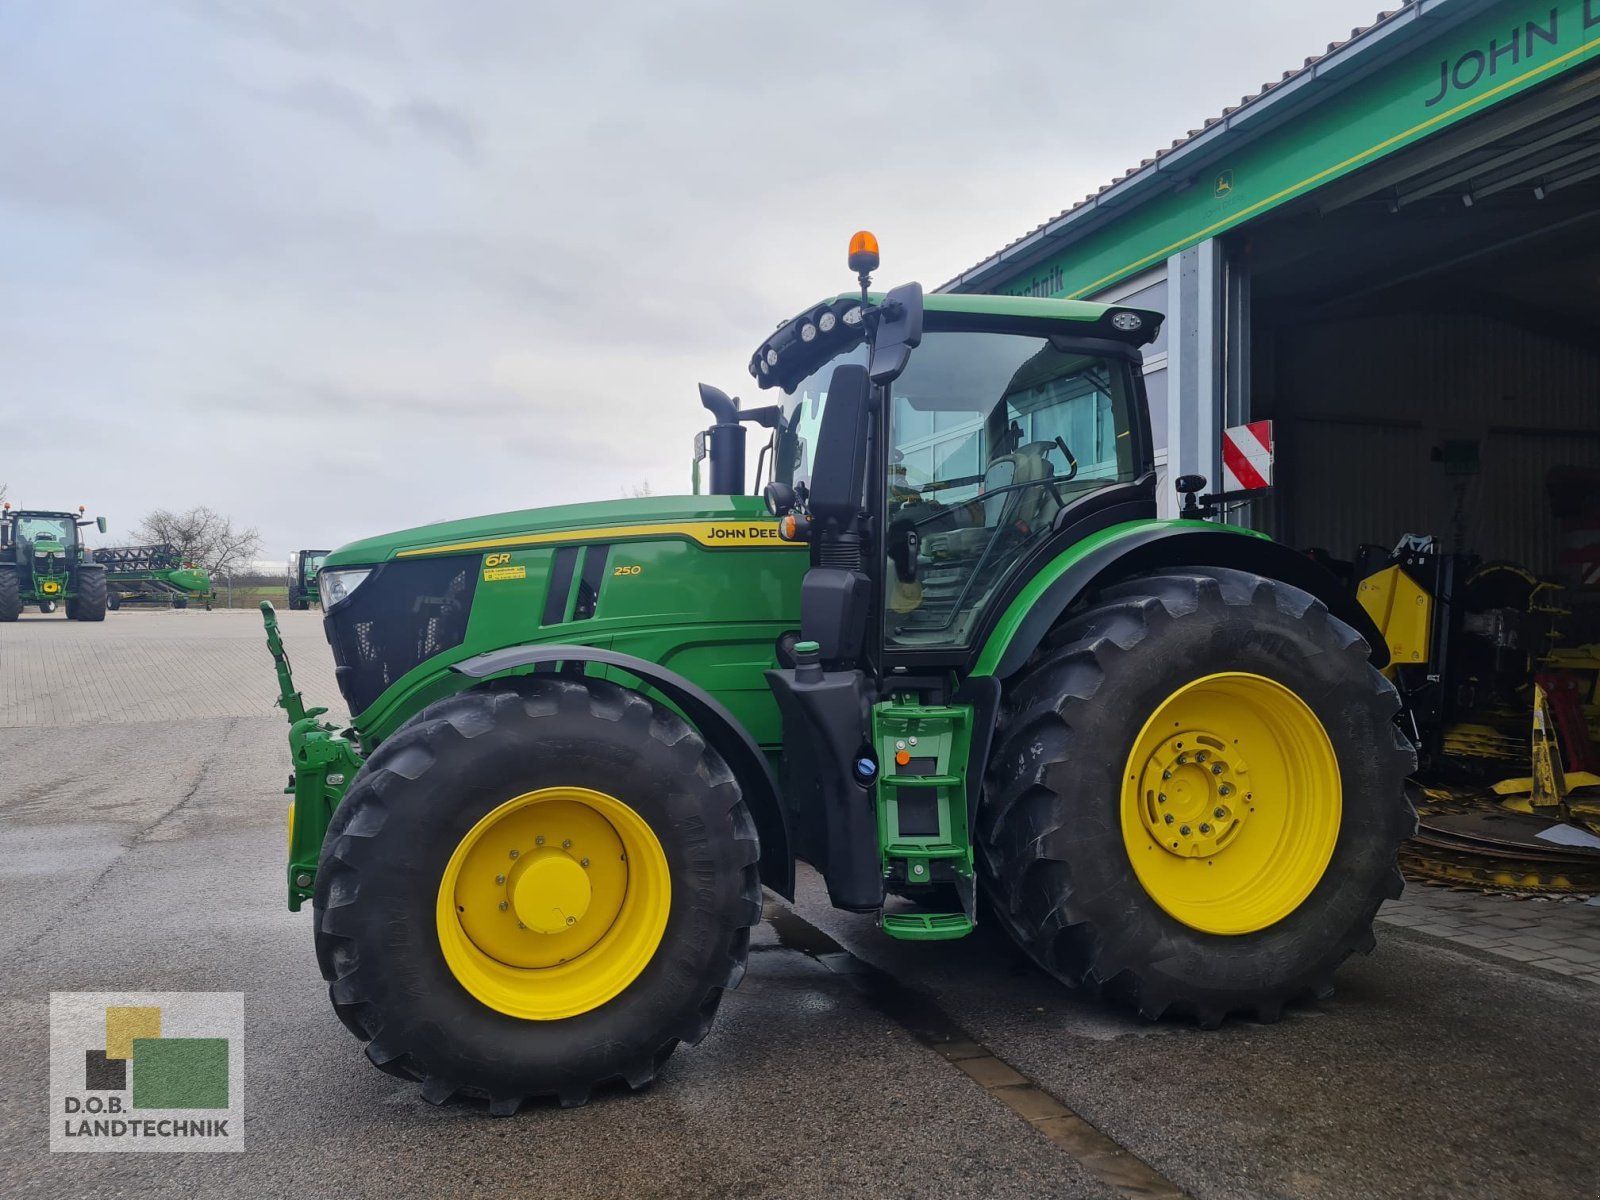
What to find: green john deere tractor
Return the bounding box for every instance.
[263,235,1414,1113]
[0,505,109,621]
[287,550,328,610]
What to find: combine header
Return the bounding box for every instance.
[93,544,214,610]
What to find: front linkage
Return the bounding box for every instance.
[261,601,363,910]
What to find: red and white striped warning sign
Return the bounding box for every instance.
[1221,420,1273,492]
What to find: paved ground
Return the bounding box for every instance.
[2,609,1598,1199]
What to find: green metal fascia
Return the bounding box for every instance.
[969,519,1268,677]
[958,0,1600,300]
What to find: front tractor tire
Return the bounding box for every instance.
[313,676,762,1112]
[0,569,19,621]
[978,567,1416,1026]
[73,567,108,621]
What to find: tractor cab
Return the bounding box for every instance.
[699,234,1164,924]
[10,511,81,562]
[757,291,1156,662]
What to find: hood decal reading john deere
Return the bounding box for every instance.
[397,521,804,558]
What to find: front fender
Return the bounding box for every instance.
[452,644,794,900]
[974,520,1388,680]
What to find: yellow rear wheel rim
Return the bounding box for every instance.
[435,786,671,1020]
[1121,672,1341,935]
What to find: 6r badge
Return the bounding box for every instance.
[49,992,244,1152]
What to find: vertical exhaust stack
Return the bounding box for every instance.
[698,384,747,496]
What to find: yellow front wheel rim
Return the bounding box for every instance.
[435,786,671,1020]
[1121,672,1341,935]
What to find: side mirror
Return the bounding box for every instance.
[97,517,108,534]
[807,364,872,523]
[869,281,924,385]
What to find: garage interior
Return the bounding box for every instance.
[1240,63,1600,887]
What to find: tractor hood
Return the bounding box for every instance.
[324,493,774,569]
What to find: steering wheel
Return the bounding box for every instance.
[907,476,1067,530]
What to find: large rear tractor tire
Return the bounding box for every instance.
[73,567,107,621]
[313,676,761,1112]
[978,567,1416,1026]
[0,569,19,622]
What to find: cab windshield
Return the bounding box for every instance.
[883,330,1138,648]
[769,326,1141,650]
[773,342,869,489]
[15,514,76,548]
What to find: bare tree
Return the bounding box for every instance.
[136,507,262,578]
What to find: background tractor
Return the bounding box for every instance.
[0,503,109,621]
[287,549,328,610]
[263,234,1414,1113]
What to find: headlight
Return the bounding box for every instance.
[765,348,779,367]
[799,322,817,343]
[1110,311,1143,332]
[818,310,837,333]
[842,305,863,327]
[319,567,373,608]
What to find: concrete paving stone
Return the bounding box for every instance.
[1488,946,1546,962]
[1376,911,1425,927]
[1500,934,1564,952]
[1445,934,1507,949]
[1546,946,1600,964]
[1525,958,1582,975]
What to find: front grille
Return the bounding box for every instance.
[324,556,478,715]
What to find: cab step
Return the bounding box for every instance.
[881,911,975,941]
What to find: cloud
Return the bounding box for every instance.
[0,0,1387,557]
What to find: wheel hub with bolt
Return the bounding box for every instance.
[1135,735,1251,859]
[436,786,671,1020]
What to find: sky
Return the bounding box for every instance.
[0,0,1389,561]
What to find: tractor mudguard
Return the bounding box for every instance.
[976,521,1390,681]
[452,644,794,900]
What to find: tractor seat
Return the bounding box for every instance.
[919,441,1061,561]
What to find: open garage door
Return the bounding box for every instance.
[1241,64,1600,889]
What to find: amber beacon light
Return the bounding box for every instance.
[847,230,880,275]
